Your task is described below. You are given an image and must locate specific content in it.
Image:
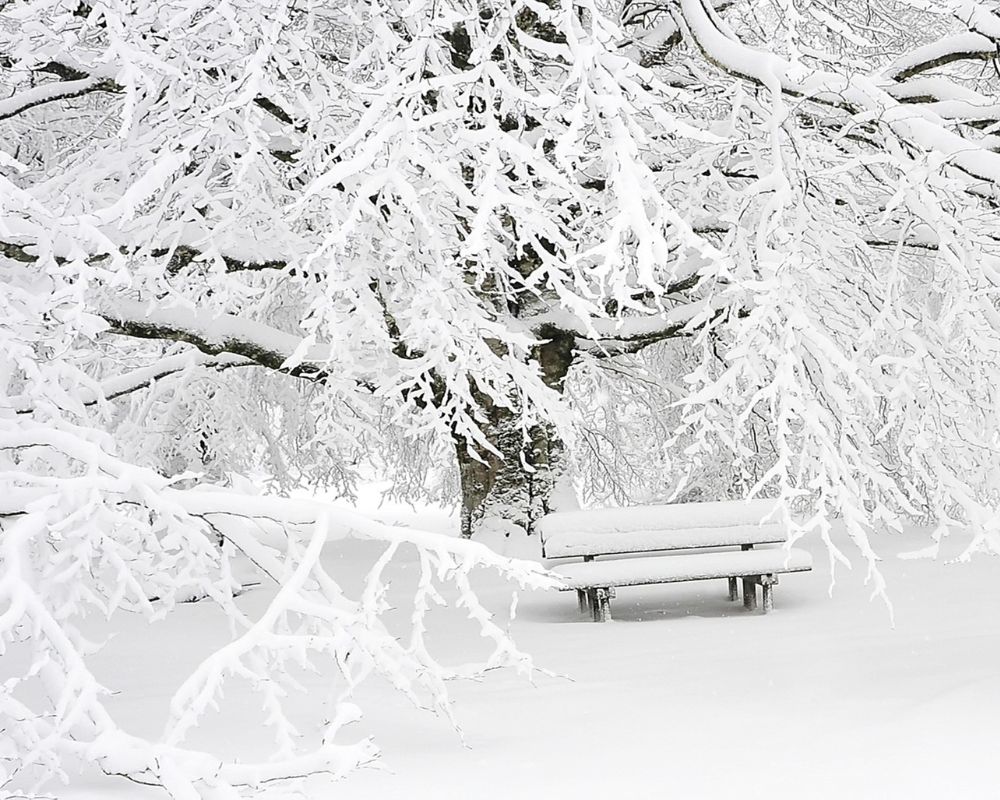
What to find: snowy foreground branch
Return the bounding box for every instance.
[0,419,559,797]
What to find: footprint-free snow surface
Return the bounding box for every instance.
[50,491,1000,800]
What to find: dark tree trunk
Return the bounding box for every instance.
[455,328,576,538]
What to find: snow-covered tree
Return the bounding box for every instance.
[5,0,1000,795]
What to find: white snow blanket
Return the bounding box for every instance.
[538,499,786,559]
[552,548,813,590]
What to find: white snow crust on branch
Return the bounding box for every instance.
[97,296,333,377]
[880,32,995,80]
[0,76,115,122]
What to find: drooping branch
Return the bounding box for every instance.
[0,417,558,796]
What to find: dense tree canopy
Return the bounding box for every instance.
[4,0,1000,795]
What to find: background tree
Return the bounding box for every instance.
[4,0,1000,795]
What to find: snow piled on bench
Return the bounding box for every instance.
[542,523,787,559]
[538,499,781,535]
[551,548,813,589]
[537,499,781,537]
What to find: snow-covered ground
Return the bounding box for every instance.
[52,489,1000,800]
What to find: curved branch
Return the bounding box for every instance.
[882,32,995,81]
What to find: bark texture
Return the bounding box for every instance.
[456,329,575,538]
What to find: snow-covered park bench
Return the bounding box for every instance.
[538,499,812,622]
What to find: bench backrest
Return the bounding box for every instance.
[538,499,787,559]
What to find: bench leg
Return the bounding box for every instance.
[761,574,778,613]
[588,590,600,620]
[594,587,613,622]
[577,589,587,613]
[727,577,739,601]
[742,576,757,611]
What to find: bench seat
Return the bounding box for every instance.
[538,499,812,621]
[552,548,813,589]
[552,547,813,621]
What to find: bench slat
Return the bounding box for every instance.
[542,522,786,559]
[551,548,813,590]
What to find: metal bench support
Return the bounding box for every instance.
[761,574,778,613]
[727,577,738,601]
[742,576,757,610]
[593,587,614,622]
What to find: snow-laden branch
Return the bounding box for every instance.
[0,238,288,273]
[882,32,996,81]
[0,76,119,122]
[528,296,724,356]
[7,350,254,415]
[618,0,732,67]
[886,77,987,106]
[672,0,1000,184]
[0,55,304,133]
[98,297,333,380]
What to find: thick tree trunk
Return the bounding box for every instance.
[454,416,567,538]
[455,328,575,538]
